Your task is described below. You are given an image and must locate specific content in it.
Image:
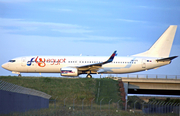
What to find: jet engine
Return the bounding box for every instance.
[60,67,78,76]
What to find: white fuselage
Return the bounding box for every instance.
[1,25,177,77]
[2,56,170,75]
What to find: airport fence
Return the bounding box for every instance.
[142,102,180,114]
[126,74,180,79]
[48,97,180,116]
[107,74,180,80]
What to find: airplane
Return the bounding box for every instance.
[1,25,178,78]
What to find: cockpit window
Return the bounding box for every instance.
[8,60,16,62]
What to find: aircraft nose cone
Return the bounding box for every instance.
[1,63,8,70]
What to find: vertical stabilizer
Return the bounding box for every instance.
[133,25,177,58]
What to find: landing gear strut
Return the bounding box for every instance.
[86,74,92,78]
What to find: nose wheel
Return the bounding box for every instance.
[86,74,92,78]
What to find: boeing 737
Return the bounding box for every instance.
[1,25,178,78]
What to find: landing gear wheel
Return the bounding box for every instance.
[86,74,92,78]
[18,74,22,77]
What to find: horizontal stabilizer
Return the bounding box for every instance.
[156,56,178,62]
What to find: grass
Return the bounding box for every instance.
[0,76,120,105]
[8,106,178,116]
[1,76,178,116]
[0,76,96,102]
[95,78,120,104]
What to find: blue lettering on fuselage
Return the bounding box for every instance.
[27,58,34,66]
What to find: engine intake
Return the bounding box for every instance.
[60,67,78,76]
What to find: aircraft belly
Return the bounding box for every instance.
[101,64,143,74]
[26,64,66,73]
[12,63,27,72]
[145,61,169,70]
[35,65,62,73]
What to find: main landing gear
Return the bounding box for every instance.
[86,74,92,78]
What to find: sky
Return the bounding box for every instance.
[0,0,180,78]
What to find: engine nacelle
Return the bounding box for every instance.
[60,67,78,76]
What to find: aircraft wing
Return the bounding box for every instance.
[156,56,178,62]
[76,51,117,71]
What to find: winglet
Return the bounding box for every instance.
[104,51,117,64]
[77,51,117,68]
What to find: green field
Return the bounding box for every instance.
[0,76,120,104]
[1,76,179,116]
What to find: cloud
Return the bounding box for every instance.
[0,0,30,3]
[0,0,54,3]
[0,18,130,44]
[54,8,73,12]
[0,26,132,45]
[137,5,180,11]
[138,5,155,9]
[74,35,133,43]
[52,29,93,34]
[0,18,133,44]
[116,18,147,23]
[0,18,78,28]
[0,18,92,34]
[44,8,73,13]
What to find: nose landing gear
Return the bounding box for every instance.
[86,74,92,78]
